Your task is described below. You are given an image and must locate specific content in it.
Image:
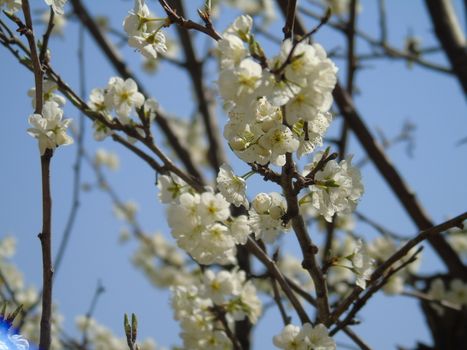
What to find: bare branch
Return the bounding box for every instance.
[425,0,467,96]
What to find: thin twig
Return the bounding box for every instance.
[39,7,54,63]
[170,0,225,173]
[298,6,452,75]
[330,212,467,325]
[245,238,312,325]
[54,24,86,278]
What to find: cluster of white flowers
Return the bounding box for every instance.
[171,269,261,349]
[217,15,336,167]
[216,163,248,207]
[158,172,252,265]
[304,152,363,222]
[123,0,167,59]
[343,239,374,289]
[427,278,467,316]
[88,77,157,141]
[325,236,370,294]
[273,323,335,350]
[250,192,289,243]
[75,316,158,350]
[94,148,120,171]
[27,81,73,156]
[166,186,250,265]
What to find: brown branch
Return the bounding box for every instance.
[342,327,372,350]
[401,290,462,312]
[298,6,453,75]
[1,22,206,207]
[425,0,467,96]
[271,251,292,325]
[330,246,423,335]
[212,306,242,350]
[245,238,312,325]
[283,276,372,350]
[111,134,164,173]
[330,212,467,326]
[39,7,54,63]
[69,0,204,181]
[273,8,331,75]
[18,1,54,349]
[170,0,225,173]
[378,0,388,45]
[157,0,222,40]
[38,149,53,350]
[80,280,105,348]
[332,84,466,278]
[281,153,330,323]
[283,0,298,40]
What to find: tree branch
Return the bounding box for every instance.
[425,0,467,96]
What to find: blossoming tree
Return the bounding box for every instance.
[0,0,466,349]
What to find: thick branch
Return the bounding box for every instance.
[170,0,225,172]
[245,238,312,325]
[425,0,467,96]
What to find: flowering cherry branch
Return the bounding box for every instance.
[69,0,205,181]
[275,0,466,280]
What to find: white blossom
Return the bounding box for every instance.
[259,124,299,166]
[104,77,145,123]
[28,80,66,109]
[128,30,167,60]
[307,153,363,222]
[27,101,73,155]
[273,323,335,350]
[157,173,188,203]
[224,14,253,41]
[218,58,262,108]
[199,192,231,225]
[217,34,248,69]
[250,192,289,243]
[166,191,237,265]
[216,163,248,207]
[124,0,167,59]
[346,239,374,289]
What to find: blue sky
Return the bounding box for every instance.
[0,0,466,349]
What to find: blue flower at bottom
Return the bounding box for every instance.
[0,319,29,350]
